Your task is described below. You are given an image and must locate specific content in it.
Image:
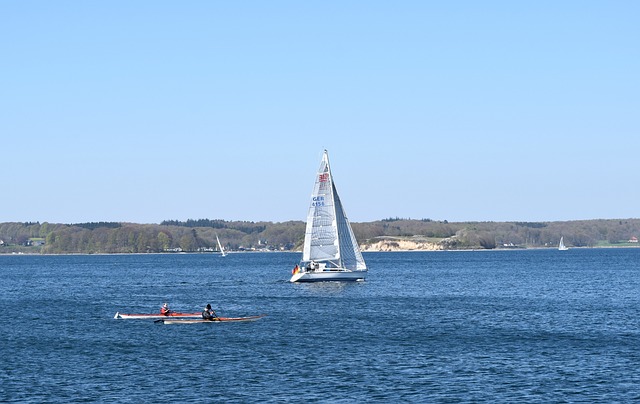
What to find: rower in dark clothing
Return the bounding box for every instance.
[202,304,219,321]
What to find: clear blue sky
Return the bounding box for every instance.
[3,1,639,224]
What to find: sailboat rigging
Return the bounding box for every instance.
[290,150,367,282]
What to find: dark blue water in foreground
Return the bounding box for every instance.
[1,249,640,402]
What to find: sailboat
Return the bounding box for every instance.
[216,234,227,257]
[558,236,569,251]
[290,150,367,282]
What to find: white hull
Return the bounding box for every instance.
[290,270,366,283]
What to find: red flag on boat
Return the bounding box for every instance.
[292,265,299,275]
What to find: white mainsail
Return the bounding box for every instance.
[302,152,338,263]
[293,150,366,282]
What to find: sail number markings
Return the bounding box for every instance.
[312,196,325,207]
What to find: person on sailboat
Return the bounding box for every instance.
[202,304,219,321]
[160,303,171,315]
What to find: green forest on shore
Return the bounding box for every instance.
[1,218,640,254]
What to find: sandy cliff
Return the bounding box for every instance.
[361,238,443,252]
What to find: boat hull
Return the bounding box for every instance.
[290,270,366,283]
[114,312,201,319]
[161,315,265,324]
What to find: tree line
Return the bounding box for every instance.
[1,218,639,254]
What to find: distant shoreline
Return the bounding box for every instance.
[2,218,640,254]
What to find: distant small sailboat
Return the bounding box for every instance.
[558,236,569,251]
[290,150,367,282]
[216,234,227,257]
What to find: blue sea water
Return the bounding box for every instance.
[1,249,639,403]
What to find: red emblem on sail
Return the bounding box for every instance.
[319,173,329,182]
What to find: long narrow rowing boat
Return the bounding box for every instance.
[160,315,265,324]
[114,311,202,319]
